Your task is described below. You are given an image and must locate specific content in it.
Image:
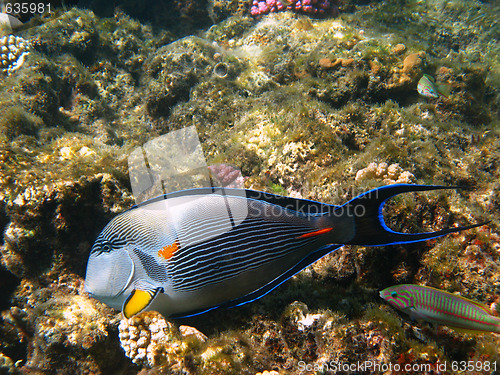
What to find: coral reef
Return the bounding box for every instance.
[118,311,258,372]
[0,35,29,75]
[78,0,213,36]
[0,173,134,278]
[143,36,223,118]
[208,164,246,188]
[119,312,186,368]
[355,162,415,184]
[1,276,134,374]
[250,0,334,18]
[0,0,498,374]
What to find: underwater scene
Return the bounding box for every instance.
[0,0,499,373]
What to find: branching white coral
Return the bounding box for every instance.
[118,311,210,368]
[0,35,30,74]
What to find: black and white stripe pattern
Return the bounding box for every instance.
[93,210,168,254]
[91,191,328,294]
[168,216,318,292]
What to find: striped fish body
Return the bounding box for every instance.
[86,190,351,317]
[380,284,500,334]
[417,74,450,99]
[84,185,485,318]
[417,74,440,98]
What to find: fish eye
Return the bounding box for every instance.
[391,291,398,297]
[101,243,112,252]
[93,241,112,255]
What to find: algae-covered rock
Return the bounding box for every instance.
[0,173,133,278]
[30,9,100,63]
[208,0,250,23]
[0,352,19,375]
[4,277,135,374]
[0,105,42,140]
[355,162,415,184]
[144,36,223,118]
[79,0,213,35]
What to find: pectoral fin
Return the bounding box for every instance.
[123,287,162,318]
[406,307,425,321]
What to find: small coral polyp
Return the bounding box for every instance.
[355,162,415,185]
[0,35,30,74]
[250,0,331,17]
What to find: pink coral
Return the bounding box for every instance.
[250,0,335,17]
[207,164,246,188]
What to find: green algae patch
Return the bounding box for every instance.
[0,105,42,140]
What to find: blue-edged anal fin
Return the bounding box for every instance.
[171,243,343,318]
[338,184,488,246]
[123,287,163,318]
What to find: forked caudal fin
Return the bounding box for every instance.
[339,184,488,246]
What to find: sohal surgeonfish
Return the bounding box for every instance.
[380,284,500,334]
[85,184,485,318]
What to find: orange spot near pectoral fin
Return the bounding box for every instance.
[158,240,179,260]
[297,227,333,239]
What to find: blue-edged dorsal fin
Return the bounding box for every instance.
[339,184,488,246]
[133,187,336,215]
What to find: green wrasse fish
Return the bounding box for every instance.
[417,74,450,99]
[84,184,485,318]
[380,284,500,334]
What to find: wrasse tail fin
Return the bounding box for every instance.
[485,313,500,334]
[340,184,488,246]
[436,83,451,99]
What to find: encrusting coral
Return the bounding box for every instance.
[355,162,415,184]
